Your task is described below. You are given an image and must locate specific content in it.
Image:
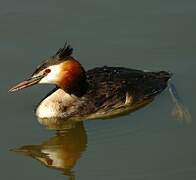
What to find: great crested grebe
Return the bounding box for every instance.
[9,43,191,126]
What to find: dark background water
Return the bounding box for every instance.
[1,0,196,179]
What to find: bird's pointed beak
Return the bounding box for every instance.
[8,75,45,92]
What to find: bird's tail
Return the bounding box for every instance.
[168,80,192,123]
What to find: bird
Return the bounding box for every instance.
[9,42,184,127]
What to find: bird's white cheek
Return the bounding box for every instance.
[39,72,59,84]
[39,65,63,84]
[39,76,53,84]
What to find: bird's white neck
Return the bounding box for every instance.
[36,88,76,119]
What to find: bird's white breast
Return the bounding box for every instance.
[36,89,76,118]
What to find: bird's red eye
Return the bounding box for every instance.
[45,69,51,74]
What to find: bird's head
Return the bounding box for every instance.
[9,43,87,95]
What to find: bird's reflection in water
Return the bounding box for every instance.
[12,121,87,180]
[12,98,154,179]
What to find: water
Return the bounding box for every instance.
[1,0,196,179]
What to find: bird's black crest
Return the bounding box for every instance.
[32,42,73,76]
[54,42,73,60]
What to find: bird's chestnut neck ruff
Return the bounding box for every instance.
[57,59,88,97]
